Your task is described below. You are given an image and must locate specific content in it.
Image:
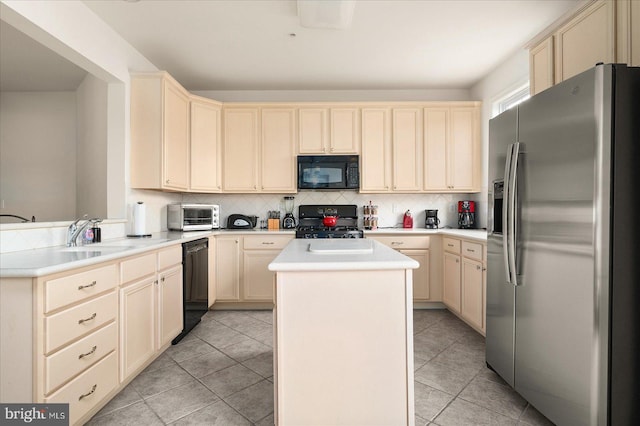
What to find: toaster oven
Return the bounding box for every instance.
[167,203,219,231]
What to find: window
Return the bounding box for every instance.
[492,84,530,118]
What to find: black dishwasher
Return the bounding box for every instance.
[172,238,208,344]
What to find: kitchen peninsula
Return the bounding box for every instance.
[268,239,419,425]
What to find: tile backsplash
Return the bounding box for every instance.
[183,191,484,230]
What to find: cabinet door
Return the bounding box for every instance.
[423,108,448,191]
[633,0,640,66]
[330,108,359,154]
[243,250,278,302]
[223,108,259,191]
[530,36,555,95]
[163,81,190,190]
[120,277,156,381]
[299,108,328,154]
[208,236,216,308]
[461,258,484,332]
[158,265,183,347]
[215,237,240,301]
[443,252,461,313]
[392,108,422,191]
[360,108,391,192]
[190,98,221,192]
[555,0,615,82]
[400,249,430,301]
[449,107,478,191]
[261,108,296,192]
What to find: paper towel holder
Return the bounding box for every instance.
[127,201,152,238]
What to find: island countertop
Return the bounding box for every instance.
[269,238,419,272]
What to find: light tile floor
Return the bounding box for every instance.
[87,309,554,426]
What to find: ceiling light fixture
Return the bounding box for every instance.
[297,0,356,30]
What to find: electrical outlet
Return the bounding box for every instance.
[392,203,397,213]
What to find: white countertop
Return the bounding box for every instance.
[0,228,485,278]
[268,239,419,272]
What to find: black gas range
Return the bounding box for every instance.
[295,205,364,239]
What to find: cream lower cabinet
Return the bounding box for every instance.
[215,234,293,304]
[120,246,183,381]
[368,235,431,301]
[0,244,184,425]
[442,237,486,335]
[215,236,241,301]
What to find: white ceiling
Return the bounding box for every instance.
[83,0,579,91]
[1,1,580,92]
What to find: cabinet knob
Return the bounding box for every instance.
[161,276,166,282]
[477,265,481,271]
[166,179,170,184]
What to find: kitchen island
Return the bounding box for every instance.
[268,238,419,426]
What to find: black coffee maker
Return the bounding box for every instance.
[424,210,440,229]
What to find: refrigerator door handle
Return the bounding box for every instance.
[507,142,521,286]
[503,144,514,284]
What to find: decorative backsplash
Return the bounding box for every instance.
[183,191,484,231]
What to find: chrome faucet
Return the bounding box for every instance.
[67,214,97,247]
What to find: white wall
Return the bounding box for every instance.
[0,92,77,221]
[77,73,108,218]
[470,48,530,228]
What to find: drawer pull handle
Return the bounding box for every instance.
[78,313,97,325]
[447,244,454,247]
[391,242,403,245]
[79,346,97,359]
[78,281,97,290]
[79,384,97,401]
[262,242,275,245]
[467,249,475,253]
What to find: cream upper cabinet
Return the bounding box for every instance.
[448,107,479,191]
[222,107,259,192]
[423,105,480,192]
[330,107,360,154]
[190,96,222,192]
[530,36,555,95]
[555,0,615,82]
[298,106,359,154]
[131,72,190,191]
[261,108,297,192]
[423,108,448,190]
[392,108,422,191]
[618,0,640,66]
[360,108,392,192]
[299,108,328,153]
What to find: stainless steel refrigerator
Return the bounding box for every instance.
[487,64,640,426]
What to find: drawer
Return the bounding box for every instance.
[373,236,430,250]
[45,351,118,425]
[121,252,156,284]
[45,264,117,313]
[45,322,117,394]
[443,237,461,254]
[243,235,292,250]
[158,244,182,270]
[45,291,117,354]
[462,240,483,261]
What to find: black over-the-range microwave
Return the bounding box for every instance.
[297,155,359,190]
